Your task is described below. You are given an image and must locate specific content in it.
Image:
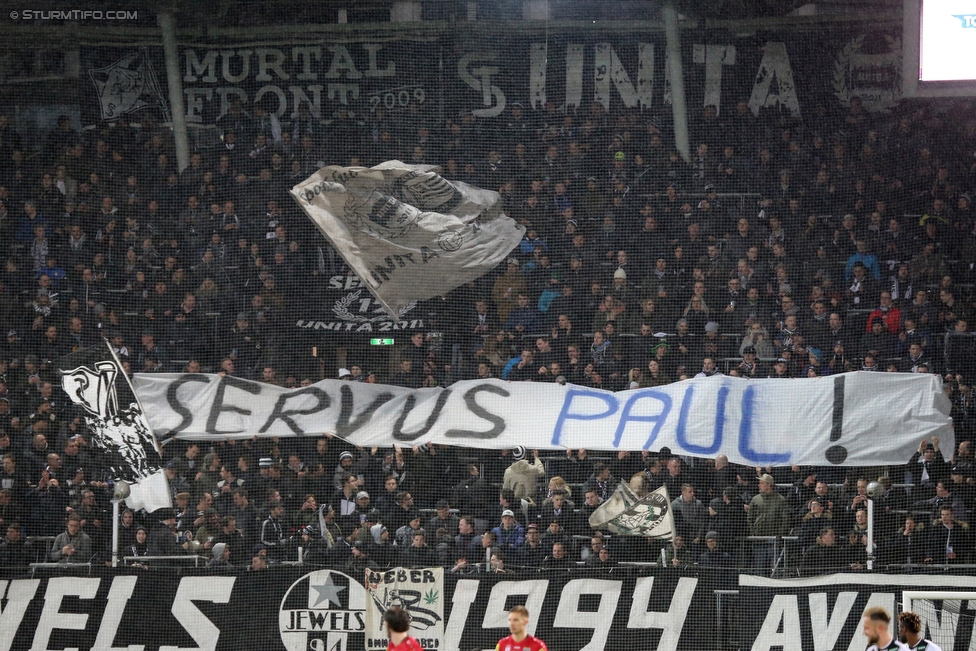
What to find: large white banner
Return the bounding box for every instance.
[133,372,951,467]
[290,161,524,317]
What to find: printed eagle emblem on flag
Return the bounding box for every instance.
[89,49,170,122]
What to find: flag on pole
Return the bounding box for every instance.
[589,484,675,538]
[57,341,171,512]
[88,48,170,122]
[290,161,525,317]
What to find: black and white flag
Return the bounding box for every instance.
[88,49,170,122]
[589,484,675,538]
[58,341,171,512]
[291,161,525,317]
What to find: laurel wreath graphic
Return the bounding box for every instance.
[333,289,362,321]
[832,35,861,106]
[833,34,902,112]
[333,288,418,323]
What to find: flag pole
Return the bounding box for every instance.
[112,497,120,568]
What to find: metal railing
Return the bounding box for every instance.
[123,555,209,567]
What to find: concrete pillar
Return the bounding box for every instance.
[663,1,690,163]
[158,11,190,172]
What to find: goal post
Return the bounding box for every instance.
[902,591,976,651]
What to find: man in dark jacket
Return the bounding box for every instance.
[925,506,971,564]
[697,531,733,567]
[517,523,547,568]
[0,523,29,566]
[399,530,434,567]
[149,508,188,556]
[801,527,852,575]
[883,515,924,566]
[907,437,949,502]
[212,515,247,566]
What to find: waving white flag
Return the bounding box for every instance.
[291,161,524,316]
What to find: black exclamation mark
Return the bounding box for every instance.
[825,375,847,464]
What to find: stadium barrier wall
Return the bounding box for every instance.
[3,566,976,651]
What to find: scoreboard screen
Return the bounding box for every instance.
[919,0,976,81]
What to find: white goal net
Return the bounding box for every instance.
[903,592,976,651]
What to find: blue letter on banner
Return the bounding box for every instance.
[613,389,672,449]
[737,385,790,465]
[552,389,618,446]
[676,385,726,456]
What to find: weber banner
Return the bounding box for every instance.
[0,566,718,651]
[590,484,675,538]
[57,342,171,512]
[364,567,445,651]
[291,162,524,317]
[131,371,952,467]
[739,573,976,651]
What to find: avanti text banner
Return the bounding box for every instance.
[739,573,976,651]
[132,371,952,467]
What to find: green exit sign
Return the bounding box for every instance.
[370,338,395,346]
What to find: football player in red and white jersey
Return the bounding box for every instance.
[386,606,423,651]
[496,606,548,651]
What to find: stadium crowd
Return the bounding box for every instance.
[0,94,975,574]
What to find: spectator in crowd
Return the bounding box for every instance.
[0,523,28,566]
[542,541,573,569]
[492,509,525,553]
[427,499,459,535]
[697,531,733,567]
[51,513,92,563]
[801,527,854,574]
[502,448,545,502]
[671,483,709,548]
[260,502,288,559]
[748,474,791,571]
[925,505,971,564]
[149,508,188,556]
[663,535,693,567]
[908,438,949,501]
